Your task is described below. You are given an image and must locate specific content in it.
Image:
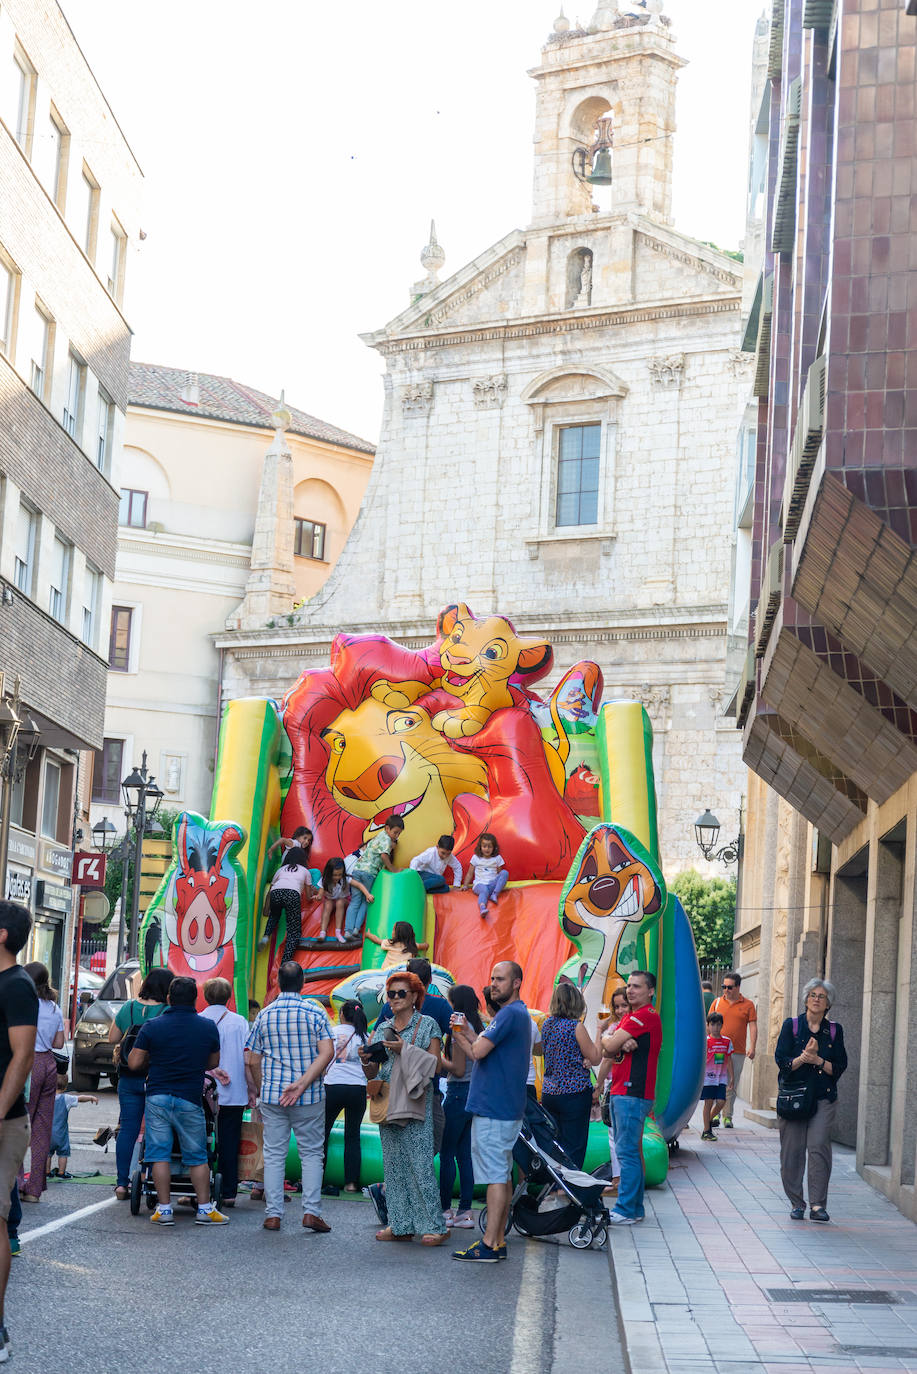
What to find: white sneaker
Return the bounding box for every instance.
[608,1211,637,1226]
[442,1208,454,1224]
[451,1209,475,1229]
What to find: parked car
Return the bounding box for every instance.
[71,960,141,1090]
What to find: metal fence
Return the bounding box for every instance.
[699,963,734,995]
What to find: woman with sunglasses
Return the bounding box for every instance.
[774,978,847,1222]
[360,971,448,1245]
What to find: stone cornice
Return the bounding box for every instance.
[214,610,729,657]
[634,230,744,287]
[371,297,741,358]
[119,530,251,570]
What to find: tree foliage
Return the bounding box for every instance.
[670,868,737,964]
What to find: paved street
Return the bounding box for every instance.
[609,1104,917,1374]
[12,1086,620,1374]
[15,1090,917,1373]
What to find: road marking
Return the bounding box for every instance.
[510,1239,549,1374]
[20,1195,117,1244]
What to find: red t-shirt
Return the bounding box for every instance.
[610,1005,662,1100]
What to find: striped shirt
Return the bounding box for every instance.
[246,995,333,1106]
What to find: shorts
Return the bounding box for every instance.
[0,1116,30,1220]
[700,1084,727,1101]
[50,1123,71,1157]
[144,1094,209,1168]
[471,1115,523,1186]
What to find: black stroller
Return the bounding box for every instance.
[129,1074,223,1215]
[478,1102,610,1250]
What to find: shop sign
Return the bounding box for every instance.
[7,828,37,866]
[38,841,72,882]
[35,880,71,914]
[4,866,32,905]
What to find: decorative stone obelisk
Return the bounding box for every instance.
[226,395,296,631]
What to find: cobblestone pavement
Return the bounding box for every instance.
[608,1104,917,1373]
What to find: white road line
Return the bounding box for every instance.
[510,1239,549,1374]
[20,1195,117,1244]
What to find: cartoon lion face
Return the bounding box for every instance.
[320,697,487,856]
[561,827,662,940]
[437,603,552,703]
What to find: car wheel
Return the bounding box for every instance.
[70,1069,100,1092]
[130,1170,142,1216]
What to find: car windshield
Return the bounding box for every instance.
[98,964,140,1002]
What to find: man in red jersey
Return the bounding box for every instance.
[600,970,662,1225]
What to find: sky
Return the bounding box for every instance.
[60,0,764,446]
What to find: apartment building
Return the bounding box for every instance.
[733,0,917,1221]
[0,0,142,995]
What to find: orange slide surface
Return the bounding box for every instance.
[432,883,575,1012]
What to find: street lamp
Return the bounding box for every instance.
[694,808,742,866]
[120,751,163,962]
[91,816,117,852]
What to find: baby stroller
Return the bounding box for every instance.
[129,1074,222,1215]
[479,1103,610,1250]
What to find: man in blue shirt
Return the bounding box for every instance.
[450,960,530,1263]
[128,976,225,1226]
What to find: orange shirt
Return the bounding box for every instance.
[710,994,757,1054]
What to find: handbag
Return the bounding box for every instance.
[775,1077,818,1121]
[365,1018,421,1125]
[52,1050,69,1076]
[776,1017,838,1121]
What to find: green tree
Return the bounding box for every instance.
[670,868,737,964]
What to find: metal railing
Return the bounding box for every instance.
[754,543,783,658]
[771,77,802,254]
[782,354,827,540]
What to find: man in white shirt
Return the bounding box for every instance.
[409,835,462,893]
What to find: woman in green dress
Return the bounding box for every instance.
[361,971,448,1245]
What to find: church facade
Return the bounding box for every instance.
[216,5,751,875]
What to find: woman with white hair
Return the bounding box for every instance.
[774,977,847,1222]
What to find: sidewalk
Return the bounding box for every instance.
[608,1104,917,1373]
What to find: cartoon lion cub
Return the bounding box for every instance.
[557,824,665,1029]
[371,602,552,739]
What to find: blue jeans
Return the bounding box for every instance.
[473,869,508,911]
[439,1080,473,1211]
[610,1095,652,1219]
[540,1086,593,1170]
[344,870,374,934]
[416,870,450,893]
[116,1075,148,1188]
[144,1094,209,1168]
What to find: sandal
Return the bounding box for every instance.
[421,1233,448,1246]
[375,1227,413,1241]
[114,1186,129,1201]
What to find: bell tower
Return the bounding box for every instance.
[529,2,685,228]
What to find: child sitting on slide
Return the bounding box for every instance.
[462,832,508,916]
[319,858,372,944]
[365,920,429,970]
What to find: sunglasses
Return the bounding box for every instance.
[389,989,410,1000]
[723,984,736,990]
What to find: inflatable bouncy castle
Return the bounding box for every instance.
[140,603,706,1189]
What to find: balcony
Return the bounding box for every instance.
[754,543,783,658]
[757,594,917,808]
[802,0,834,26]
[782,354,827,540]
[743,696,867,844]
[771,78,802,255]
[789,466,917,711]
[753,274,774,398]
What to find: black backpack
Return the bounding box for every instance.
[118,1003,145,1074]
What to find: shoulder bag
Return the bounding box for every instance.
[366,1018,421,1125]
[775,1018,836,1121]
